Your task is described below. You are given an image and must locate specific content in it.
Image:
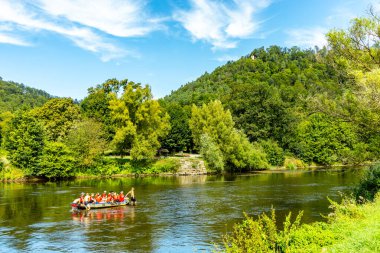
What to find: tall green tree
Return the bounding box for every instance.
[80,79,128,141]
[318,8,380,158]
[189,100,268,171]
[109,80,170,161]
[64,118,108,168]
[31,98,80,141]
[327,9,380,72]
[3,112,45,175]
[38,142,76,179]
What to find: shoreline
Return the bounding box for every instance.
[1,164,370,183]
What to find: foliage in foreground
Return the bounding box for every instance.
[217,166,380,253]
[217,194,380,253]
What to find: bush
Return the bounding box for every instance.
[217,210,306,253]
[284,157,306,170]
[354,163,380,202]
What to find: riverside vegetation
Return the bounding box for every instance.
[1,10,380,180]
[215,163,380,253]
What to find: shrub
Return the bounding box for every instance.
[354,163,380,202]
[284,157,306,170]
[217,210,305,253]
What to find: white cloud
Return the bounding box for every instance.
[0,0,162,61]
[285,27,328,49]
[37,0,161,37]
[0,33,30,46]
[174,0,271,49]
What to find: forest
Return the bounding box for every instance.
[1,11,380,179]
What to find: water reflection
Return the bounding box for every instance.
[71,206,136,224]
[0,168,367,252]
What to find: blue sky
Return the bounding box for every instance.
[0,0,378,99]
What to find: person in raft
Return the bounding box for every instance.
[126,187,137,206]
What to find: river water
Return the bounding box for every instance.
[0,168,365,252]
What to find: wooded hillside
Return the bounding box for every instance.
[0,77,53,113]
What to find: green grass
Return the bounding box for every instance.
[326,197,380,252]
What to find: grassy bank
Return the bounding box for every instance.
[217,165,380,253]
[216,195,380,253]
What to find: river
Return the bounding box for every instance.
[0,168,365,252]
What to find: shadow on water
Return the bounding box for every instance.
[0,166,367,252]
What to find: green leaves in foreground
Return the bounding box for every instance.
[218,168,380,253]
[218,210,312,253]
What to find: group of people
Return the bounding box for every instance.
[73,187,136,206]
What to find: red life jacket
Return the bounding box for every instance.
[119,194,125,202]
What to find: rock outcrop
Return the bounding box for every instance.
[177,158,207,175]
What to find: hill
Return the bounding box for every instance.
[0,77,53,113]
[161,45,377,166]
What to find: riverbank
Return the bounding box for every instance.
[218,165,380,253]
[0,150,373,182]
[218,194,380,252]
[0,155,209,182]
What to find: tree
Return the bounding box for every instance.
[109,80,170,161]
[316,9,380,156]
[64,118,108,168]
[327,9,380,72]
[324,10,380,132]
[31,98,80,141]
[80,79,127,141]
[3,112,45,175]
[189,100,268,171]
[38,142,76,179]
[159,101,193,153]
[293,113,361,165]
